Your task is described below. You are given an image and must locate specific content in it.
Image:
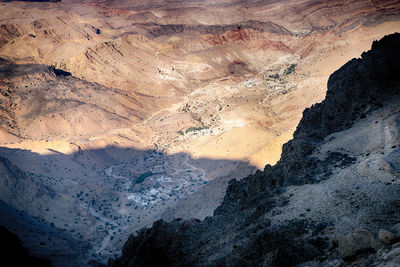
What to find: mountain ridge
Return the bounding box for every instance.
[108,32,400,266]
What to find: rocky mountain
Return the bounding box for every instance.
[1,1,400,266]
[108,33,400,267]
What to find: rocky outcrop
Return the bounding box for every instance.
[338,229,382,259]
[108,33,400,267]
[279,31,400,168]
[109,219,200,267]
[336,225,400,265]
[218,32,400,213]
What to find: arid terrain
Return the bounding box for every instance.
[0,0,400,266]
[109,32,400,267]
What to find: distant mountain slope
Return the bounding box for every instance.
[1,0,399,167]
[108,33,400,267]
[0,58,151,142]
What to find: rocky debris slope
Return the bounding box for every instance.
[108,33,400,266]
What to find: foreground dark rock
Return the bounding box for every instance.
[0,225,51,267]
[108,33,400,266]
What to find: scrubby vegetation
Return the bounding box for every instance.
[178,125,209,135]
[135,171,163,184]
[185,126,209,133]
[268,73,280,79]
[284,63,296,75]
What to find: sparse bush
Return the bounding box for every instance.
[135,171,163,184]
[284,64,296,75]
[185,125,209,134]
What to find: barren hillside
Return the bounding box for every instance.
[109,32,400,267]
[0,0,400,266]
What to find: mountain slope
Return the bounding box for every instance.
[0,58,154,142]
[1,0,400,169]
[108,33,400,267]
[1,1,400,266]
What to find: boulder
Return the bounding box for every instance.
[338,229,382,259]
[379,229,396,244]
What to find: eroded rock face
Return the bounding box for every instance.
[108,33,400,266]
[275,32,400,185]
[218,32,400,214]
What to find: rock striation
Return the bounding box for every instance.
[108,33,400,266]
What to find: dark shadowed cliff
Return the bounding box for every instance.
[0,225,51,267]
[108,32,400,267]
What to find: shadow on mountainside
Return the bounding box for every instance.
[0,145,255,265]
[0,224,51,267]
